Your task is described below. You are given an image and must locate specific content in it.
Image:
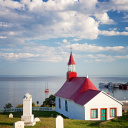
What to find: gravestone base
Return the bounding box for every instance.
[21,114,36,126]
[24,121,36,126]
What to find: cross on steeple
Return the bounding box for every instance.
[70,46,72,53]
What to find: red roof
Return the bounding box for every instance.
[68,52,75,65]
[80,78,98,92]
[55,77,100,106]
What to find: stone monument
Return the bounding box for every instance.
[9,113,13,118]
[56,115,64,128]
[13,121,24,128]
[34,117,40,122]
[21,93,36,126]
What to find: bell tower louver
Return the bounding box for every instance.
[67,52,77,81]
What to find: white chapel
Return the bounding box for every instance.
[55,52,123,120]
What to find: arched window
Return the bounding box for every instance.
[59,98,61,109]
[65,100,68,112]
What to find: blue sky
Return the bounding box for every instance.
[0,0,128,76]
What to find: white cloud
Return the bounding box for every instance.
[115,55,128,59]
[99,30,128,36]
[0,0,99,45]
[70,43,124,52]
[0,0,127,47]
[72,38,81,41]
[1,53,39,61]
[85,54,116,62]
[0,42,69,62]
[94,13,115,24]
[79,0,98,8]
[0,0,22,9]
[0,36,7,39]
[0,0,128,64]
[125,27,128,31]
[87,54,98,58]
[109,28,117,31]
[0,22,11,27]
[0,40,128,63]
[111,0,128,11]
[86,54,128,62]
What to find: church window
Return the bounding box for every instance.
[59,98,61,109]
[91,109,98,119]
[110,108,116,117]
[65,100,68,112]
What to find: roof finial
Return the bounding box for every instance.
[70,46,72,53]
[86,74,88,78]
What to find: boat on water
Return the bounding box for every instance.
[99,82,128,90]
[45,82,49,93]
[99,83,108,88]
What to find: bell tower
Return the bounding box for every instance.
[67,50,77,81]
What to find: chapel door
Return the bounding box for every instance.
[101,108,107,120]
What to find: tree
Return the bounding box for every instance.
[4,103,13,109]
[16,104,23,108]
[37,101,39,106]
[4,103,13,112]
[32,102,35,107]
[41,94,55,107]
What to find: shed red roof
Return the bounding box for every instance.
[68,52,75,65]
[55,77,100,106]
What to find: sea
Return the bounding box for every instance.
[0,76,128,108]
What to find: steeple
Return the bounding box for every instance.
[68,52,76,72]
[67,51,77,81]
[68,52,75,65]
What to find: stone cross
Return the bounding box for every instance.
[9,113,13,118]
[56,115,64,128]
[13,121,24,128]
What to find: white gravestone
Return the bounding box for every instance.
[21,93,36,126]
[34,117,40,122]
[13,121,24,128]
[9,113,13,118]
[56,115,64,128]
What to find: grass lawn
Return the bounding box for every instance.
[0,111,128,128]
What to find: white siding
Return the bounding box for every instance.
[85,92,122,120]
[56,91,122,121]
[56,96,85,120]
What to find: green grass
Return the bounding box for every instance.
[0,111,128,128]
[102,113,128,128]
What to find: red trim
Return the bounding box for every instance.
[100,108,107,120]
[110,108,117,118]
[90,108,98,119]
[67,71,77,81]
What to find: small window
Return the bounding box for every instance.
[91,109,98,119]
[110,108,116,117]
[65,100,68,112]
[59,98,61,109]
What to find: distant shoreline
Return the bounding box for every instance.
[0,75,128,77]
